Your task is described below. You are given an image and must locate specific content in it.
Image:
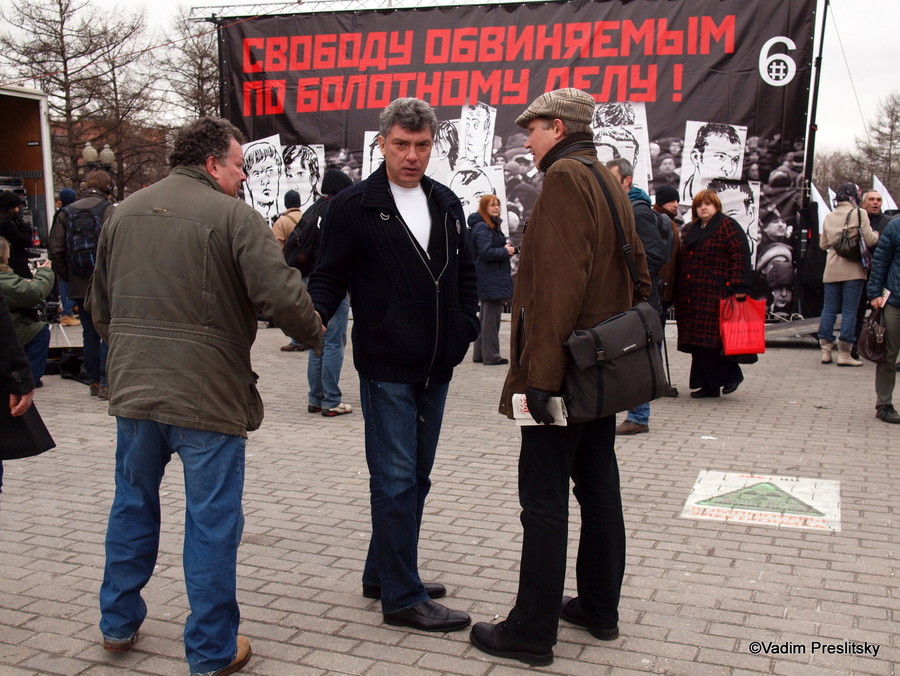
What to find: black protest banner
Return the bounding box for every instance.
[222,0,815,148]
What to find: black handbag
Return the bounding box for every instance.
[560,159,668,423]
[858,306,887,363]
[832,208,863,262]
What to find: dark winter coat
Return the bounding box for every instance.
[309,163,480,385]
[867,216,900,309]
[628,186,667,314]
[468,212,514,302]
[48,190,115,299]
[675,212,751,352]
[0,295,54,461]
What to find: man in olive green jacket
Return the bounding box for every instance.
[89,117,322,676]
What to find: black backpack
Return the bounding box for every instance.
[284,198,331,278]
[64,200,109,277]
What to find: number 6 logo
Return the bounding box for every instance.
[759,36,797,87]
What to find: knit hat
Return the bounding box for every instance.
[835,182,861,206]
[321,168,353,196]
[59,188,77,206]
[765,259,794,287]
[516,88,595,128]
[654,185,679,206]
[284,190,302,209]
[0,192,23,210]
[756,242,793,272]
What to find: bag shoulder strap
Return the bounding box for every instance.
[570,155,646,301]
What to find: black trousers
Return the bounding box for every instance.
[505,416,625,646]
[689,346,743,390]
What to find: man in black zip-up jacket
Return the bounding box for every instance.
[309,98,479,632]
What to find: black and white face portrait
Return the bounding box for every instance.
[428,119,461,179]
[591,102,652,192]
[459,102,496,167]
[679,121,747,204]
[709,178,760,259]
[242,135,283,221]
[449,165,507,220]
[281,144,324,209]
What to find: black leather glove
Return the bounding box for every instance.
[526,387,556,425]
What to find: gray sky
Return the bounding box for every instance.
[107,0,892,152]
[814,0,896,151]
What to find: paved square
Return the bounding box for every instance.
[2,321,897,675]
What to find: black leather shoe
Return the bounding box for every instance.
[362,581,446,600]
[722,375,744,395]
[383,600,470,632]
[469,621,553,666]
[876,405,900,424]
[560,596,619,641]
[690,387,720,399]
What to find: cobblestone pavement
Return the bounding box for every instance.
[1,320,897,676]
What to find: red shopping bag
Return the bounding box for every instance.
[719,296,766,355]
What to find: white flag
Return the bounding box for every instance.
[811,183,830,234]
[828,187,836,209]
[872,175,898,210]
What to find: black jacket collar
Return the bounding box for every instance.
[360,163,447,213]
[539,133,596,172]
[684,211,725,248]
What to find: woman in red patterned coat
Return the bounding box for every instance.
[675,189,752,398]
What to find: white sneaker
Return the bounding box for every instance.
[322,402,353,417]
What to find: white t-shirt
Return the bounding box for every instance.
[389,180,430,252]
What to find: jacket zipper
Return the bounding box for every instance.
[392,208,451,388]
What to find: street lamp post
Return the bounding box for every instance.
[82,141,115,173]
[82,141,117,195]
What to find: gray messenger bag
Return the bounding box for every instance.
[562,301,667,422]
[560,158,668,423]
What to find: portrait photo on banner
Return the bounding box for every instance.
[679,120,748,205]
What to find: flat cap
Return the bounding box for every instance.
[515,88,595,128]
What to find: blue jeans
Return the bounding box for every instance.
[79,306,108,385]
[818,279,866,344]
[99,418,246,674]
[24,324,51,382]
[359,377,449,613]
[625,401,650,425]
[59,279,75,316]
[308,295,349,409]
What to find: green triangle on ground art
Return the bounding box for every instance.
[697,482,825,516]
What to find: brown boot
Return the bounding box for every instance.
[836,340,863,367]
[818,338,834,364]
